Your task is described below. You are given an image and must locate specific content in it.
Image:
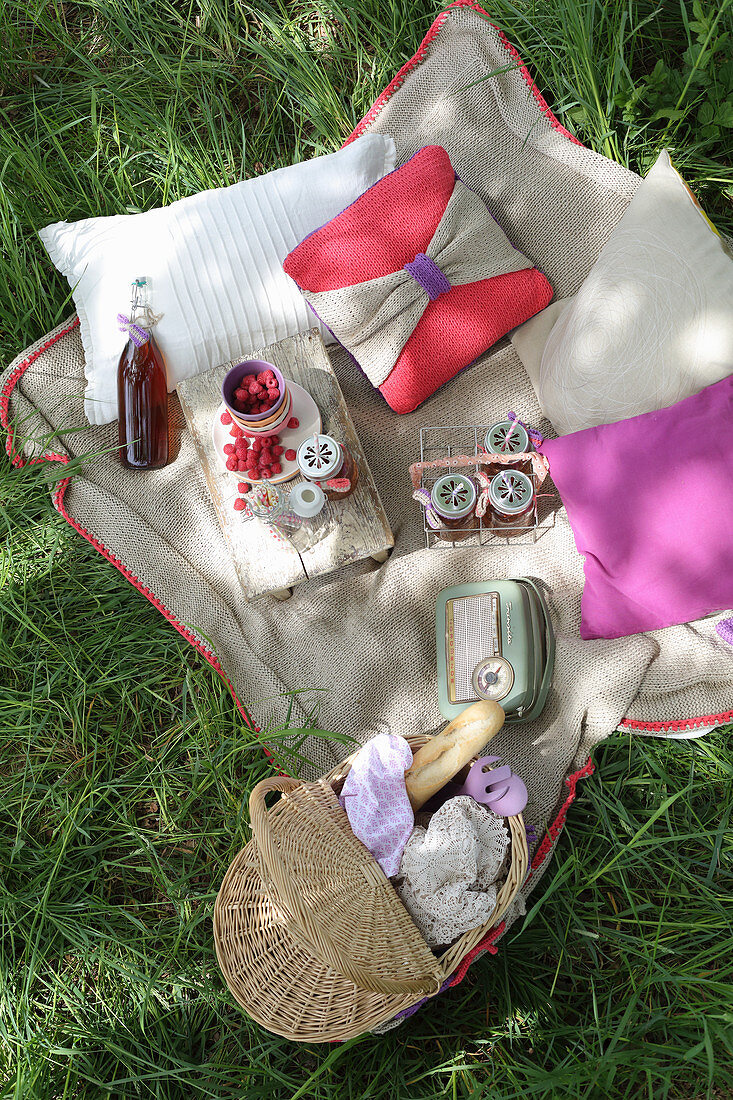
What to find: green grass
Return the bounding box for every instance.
[1,0,733,1096]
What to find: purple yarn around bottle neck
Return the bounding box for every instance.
[404,253,451,300]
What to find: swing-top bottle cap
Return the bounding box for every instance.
[289,482,326,518]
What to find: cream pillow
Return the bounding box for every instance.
[39,134,396,425]
[538,149,733,434]
[510,298,571,393]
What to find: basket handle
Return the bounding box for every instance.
[248,776,443,997]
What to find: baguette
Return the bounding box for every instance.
[404,701,505,811]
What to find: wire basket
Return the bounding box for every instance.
[414,424,559,549]
[213,732,528,1043]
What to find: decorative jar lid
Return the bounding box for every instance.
[297,434,343,480]
[430,474,477,519]
[488,470,534,515]
[484,420,530,456]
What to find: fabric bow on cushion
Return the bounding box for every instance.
[284,145,553,413]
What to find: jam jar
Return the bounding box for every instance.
[297,433,359,501]
[430,473,478,542]
[488,469,536,536]
[482,420,533,476]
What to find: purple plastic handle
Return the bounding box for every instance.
[486,775,528,817]
[457,756,529,817]
[483,764,513,788]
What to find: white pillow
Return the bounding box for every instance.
[538,149,733,434]
[39,134,396,425]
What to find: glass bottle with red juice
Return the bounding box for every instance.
[117,277,170,469]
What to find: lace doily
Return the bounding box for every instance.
[395,796,509,948]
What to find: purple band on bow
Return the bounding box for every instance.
[404,253,451,301]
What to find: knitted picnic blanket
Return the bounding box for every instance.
[4,1,733,962]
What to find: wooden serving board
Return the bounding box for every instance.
[178,329,393,600]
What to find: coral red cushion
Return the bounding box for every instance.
[283,146,553,414]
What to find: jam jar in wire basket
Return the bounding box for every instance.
[488,469,536,536]
[430,474,478,542]
[481,420,533,476]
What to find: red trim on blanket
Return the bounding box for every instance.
[619,711,733,732]
[446,755,594,988]
[448,922,504,986]
[1,317,81,467]
[0,320,258,739]
[526,756,595,878]
[344,0,582,148]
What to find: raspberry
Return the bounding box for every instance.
[287,417,299,429]
[234,387,247,402]
[259,466,271,478]
[226,456,237,470]
[235,440,247,455]
[260,449,273,465]
[220,410,232,425]
[270,462,282,474]
[263,370,276,383]
[272,445,283,457]
[230,425,243,438]
[233,497,247,512]
[238,459,249,471]
[249,468,261,480]
[251,438,262,452]
[284,448,296,461]
[223,443,235,455]
[237,480,249,492]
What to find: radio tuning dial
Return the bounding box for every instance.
[472,656,515,702]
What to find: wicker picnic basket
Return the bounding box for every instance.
[213,733,528,1042]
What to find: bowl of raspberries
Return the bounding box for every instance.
[222,360,289,430]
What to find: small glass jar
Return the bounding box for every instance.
[488,469,536,537]
[249,481,329,551]
[297,434,359,501]
[430,474,478,542]
[286,482,330,551]
[249,482,289,527]
[481,420,533,476]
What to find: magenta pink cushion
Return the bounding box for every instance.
[541,375,733,639]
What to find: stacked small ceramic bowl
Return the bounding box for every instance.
[222,360,291,439]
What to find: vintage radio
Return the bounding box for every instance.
[436,578,555,722]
